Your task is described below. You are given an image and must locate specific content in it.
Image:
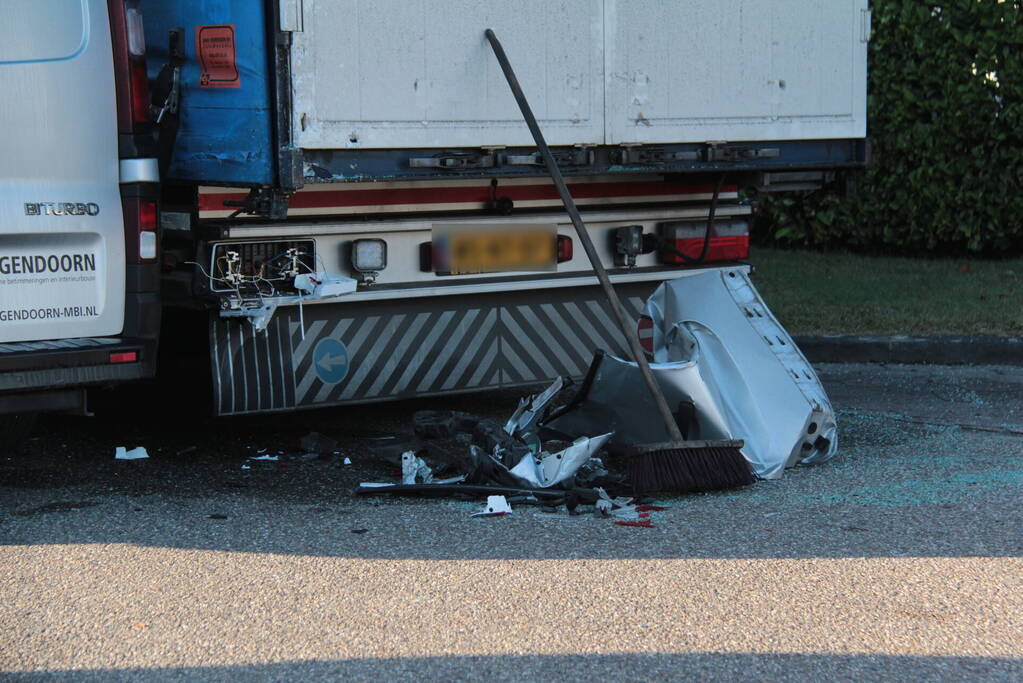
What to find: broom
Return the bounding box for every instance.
[484,29,753,494]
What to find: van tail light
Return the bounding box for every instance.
[109,1,152,133]
[123,197,159,263]
[129,53,151,125]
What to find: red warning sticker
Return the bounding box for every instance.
[196,25,240,89]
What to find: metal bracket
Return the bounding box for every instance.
[613,147,699,165]
[504,148,595,167]
[221,188,292,220]
[152,28,184,124]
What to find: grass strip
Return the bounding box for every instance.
[749,247,1023,336]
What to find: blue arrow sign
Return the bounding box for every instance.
[313,337,350,385]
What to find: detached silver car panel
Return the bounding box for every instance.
[547,267,838,479]
[0,0,126,343]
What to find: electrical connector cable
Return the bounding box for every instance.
[653,174,727,265]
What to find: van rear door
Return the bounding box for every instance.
[0,0,126,343]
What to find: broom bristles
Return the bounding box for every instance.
[626,442,754,494]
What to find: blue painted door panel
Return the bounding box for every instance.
[144,0,273,186]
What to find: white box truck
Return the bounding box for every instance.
[0,0,869,424]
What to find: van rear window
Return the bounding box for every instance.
[0,0,87,65]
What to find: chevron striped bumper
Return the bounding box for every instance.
[209,284,652,415]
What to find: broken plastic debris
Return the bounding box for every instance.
[504,376,565,437]
[401,450,434,484]
[114,446,149,460]
[359,482,391,488]
[249,454,279,462]
[615,519,654,528]
[293,272,357,298]
[471,495,513,517]
[576,456,609,484]
[507,432,612,489]
[343,457,353,466]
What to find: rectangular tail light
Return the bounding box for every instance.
[122,197,159,263]
[109,0,152,132]
[658,219,750,264]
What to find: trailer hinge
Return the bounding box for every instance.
[703,143,780,163]
[613,147,699,165]
[278,148,304,192]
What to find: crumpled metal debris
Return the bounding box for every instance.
[507,433,612,489]
[358,381,622,510]
[544,267,838,479]
[504,376,564,439]
[401,450,435,484]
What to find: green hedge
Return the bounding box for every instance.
[756,0,1023,253]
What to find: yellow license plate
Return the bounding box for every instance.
[432,224,557,275]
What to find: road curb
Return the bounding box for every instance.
[793,335,1023,366]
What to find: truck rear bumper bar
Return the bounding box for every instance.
[0,336,156,397]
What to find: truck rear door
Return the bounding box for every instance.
[0,0,126,343]
[290,0,606,149]
[286,0,866,150]
[604,0,869,144]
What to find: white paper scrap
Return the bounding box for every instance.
[114,446,149,460]
[471,495,512,517]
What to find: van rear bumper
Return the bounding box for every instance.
[0,337,156,402]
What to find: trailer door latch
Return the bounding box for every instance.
[409,152,497,170]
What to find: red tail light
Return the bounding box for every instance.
[123,197,159,263]
[556,235,573,263]
[658,220,750,264]
[109,351,139,364]
[129,56,150,125]
[109,1,151,133]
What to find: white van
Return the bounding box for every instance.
[0,0,161,435]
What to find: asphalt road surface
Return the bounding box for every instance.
[1,364,1021,681]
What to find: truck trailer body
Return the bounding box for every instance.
[0,0,869,420]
